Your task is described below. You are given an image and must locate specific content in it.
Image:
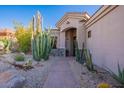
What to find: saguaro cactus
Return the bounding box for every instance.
[31,11,54,61]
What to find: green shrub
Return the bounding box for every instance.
[0,41,5,50]
[2,39,8,48]
[0,38,11,49]
[10,40,19,52]
[97,82,111,88]
[14,53,25,61]
[14,22,32,53]
[0,38,11,53]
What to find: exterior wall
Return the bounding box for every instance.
[59,18,79,49]
[55,12,90,56]
[86,6,124,74]
[50,29,66,56]
[77,22,86,49]
[59,18,86,49]
[60,18,80,32]
[59,31,65,48]
[50,29,60,48]
[50,6,124,74]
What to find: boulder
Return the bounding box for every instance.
[0,70,26,88]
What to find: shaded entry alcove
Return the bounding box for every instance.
[65,28,76,56]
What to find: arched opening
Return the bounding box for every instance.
[65,28,77,56]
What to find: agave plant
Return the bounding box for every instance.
[109,63,124,85]
[31,11,54,61]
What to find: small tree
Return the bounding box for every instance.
[14,23,32,53]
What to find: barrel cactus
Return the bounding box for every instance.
[31,11,54,61]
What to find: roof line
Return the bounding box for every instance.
[86,5,103,22]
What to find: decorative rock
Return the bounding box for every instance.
[0,70,26,88]
[0,60,14,73]
[51,48,65,56]
[1,53,15,64]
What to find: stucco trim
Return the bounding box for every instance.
[50,28,59,31]
[56,12,90,28]
[85,5,118,29]
[61,26,77,32]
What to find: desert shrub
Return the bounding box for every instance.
[0,38,12,53]
[97,82,111,88]
[14,22,32,53]
[0,41,5,50]
[14,53,25,61]
[23,59,33,70]
[0,38,10,48]
[2,39,8,48]
[10,40,19,52]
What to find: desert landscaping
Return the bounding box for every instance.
[0,6,124,88]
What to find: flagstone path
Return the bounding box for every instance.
[43,57,80,88]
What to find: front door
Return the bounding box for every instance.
[73,36,76,56]
[65,28,76,56]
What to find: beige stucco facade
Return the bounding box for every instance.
[51,5,124,73]
[56,12,90,49]
[85,5,124,74]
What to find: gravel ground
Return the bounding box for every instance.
[0,53,123,88]
[68,57,122,88]
[0,53,54,88]
[18,61,53,88]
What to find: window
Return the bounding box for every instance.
[88,30,91,38]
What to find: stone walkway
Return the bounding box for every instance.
[43,57,80,88]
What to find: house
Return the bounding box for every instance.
[50,5,124,74]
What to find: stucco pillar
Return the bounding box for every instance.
[56,31,65,56]
[59,31,65,48]
[76,22,86,49]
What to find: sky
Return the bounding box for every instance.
[0,5,101,29]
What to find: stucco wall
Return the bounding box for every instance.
[59,18,86,49]
[86,6,124,74]
[50,29,60,48]
[59,31,65,48]
[60,18,80,31]
[77,22,86,49]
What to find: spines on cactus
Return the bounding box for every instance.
[31,11,54,61]
[75,41,85,64]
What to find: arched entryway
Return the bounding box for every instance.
[65,28,76,56]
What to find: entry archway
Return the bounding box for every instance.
[64,27,77,56]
